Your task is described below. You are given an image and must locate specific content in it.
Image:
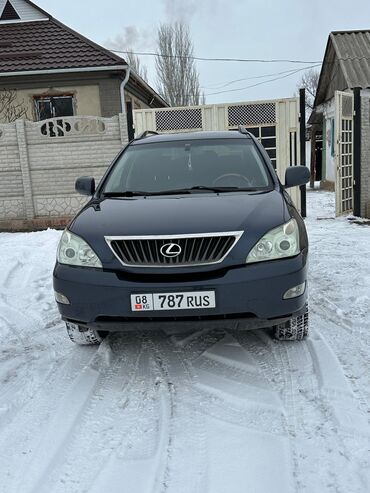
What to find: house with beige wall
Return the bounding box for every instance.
[0,0,168,230]
[0,0,167,135]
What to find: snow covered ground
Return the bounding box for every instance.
[0,190,369,493]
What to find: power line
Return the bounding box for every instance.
[201,66,321,90]
[165,63,321,99]
[111,49,321,64]
[204,64,322,97]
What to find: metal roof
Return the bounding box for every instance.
[315,30,370,106]
[0,20,122,72]
[331,30,370,88]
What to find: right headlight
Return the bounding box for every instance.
[246,218,300,264]
[57,230,102,268]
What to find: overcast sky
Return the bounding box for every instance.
[35,0,370,104]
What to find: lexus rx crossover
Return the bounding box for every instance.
[53,126,310,345]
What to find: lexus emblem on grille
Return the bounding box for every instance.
[160,243,182,258]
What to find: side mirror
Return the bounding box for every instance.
[284,166,310,189]
[75,176,95,196]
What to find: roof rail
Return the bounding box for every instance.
[237,125,252,136]
[136,130,159,140]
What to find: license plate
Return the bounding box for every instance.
[130,291,216,312]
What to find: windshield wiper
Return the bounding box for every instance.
[101,189,192,198]
[188,186,240,193]
[102,186,261,198]
[141,186,241,195]
[161,186,261,193]
[102,191,155,197]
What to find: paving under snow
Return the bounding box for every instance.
[0,190,369,493]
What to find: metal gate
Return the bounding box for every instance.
[134,98,301,209]
[335,91,354,216]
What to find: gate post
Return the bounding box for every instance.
[353,87,361,217]
[299,88,307,217]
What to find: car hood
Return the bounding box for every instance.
[69,191,291,267]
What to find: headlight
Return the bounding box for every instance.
[246,218,300,264]
[57,230,102,268]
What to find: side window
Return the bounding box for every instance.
[35,95,74,121]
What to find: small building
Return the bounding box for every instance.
[0,0,167,131]
[309,30,370,217]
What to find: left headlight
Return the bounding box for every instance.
[57,230,102,268]
[246,218,300,264]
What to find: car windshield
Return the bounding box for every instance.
[101,138,273,195]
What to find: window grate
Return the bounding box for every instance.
[228,103,276,126]
[155,108,203,132]
[341,95,353,118]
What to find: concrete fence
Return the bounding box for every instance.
[0,114,128,230]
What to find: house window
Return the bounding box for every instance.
[35,95,74,121]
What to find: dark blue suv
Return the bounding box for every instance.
[53,126,310,345]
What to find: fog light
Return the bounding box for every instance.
[283,282,306,300]
[55,291,70,305]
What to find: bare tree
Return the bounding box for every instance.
[0,89,28,122]
[105,27,149,80]
[155,22,201,106]
[124,48,148,80]
[298,68,320,112]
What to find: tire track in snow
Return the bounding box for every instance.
[144,332,208,493]
[150,351,176,493]
[0,343,99,493]
[311,298,370,418]
[308,325,370,490]
[3,259,24,290]
[65,333,177,493]
[83,337,170,493]
[271,332,338,493]
[0,300,66,430]
[234,327,370,493]
[0,237,69,432]
[192,332,284,429]
[186,331,295,493]
[233,329,307,493]
[14,333,145,493]
[308,330,369,433]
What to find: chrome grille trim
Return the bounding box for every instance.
[105,231,244,268]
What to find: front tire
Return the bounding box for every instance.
[65,322,103,345]
[273,303,309,341]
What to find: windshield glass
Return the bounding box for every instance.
[101,139,272,195]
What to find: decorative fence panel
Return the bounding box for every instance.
[335,91,354,216]
[0,114,128,228]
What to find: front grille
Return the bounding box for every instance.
[106,232,243,267]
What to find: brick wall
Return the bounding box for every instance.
[361,96,370,218]
[0,114,128,230]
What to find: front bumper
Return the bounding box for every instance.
[53,252,308,332]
